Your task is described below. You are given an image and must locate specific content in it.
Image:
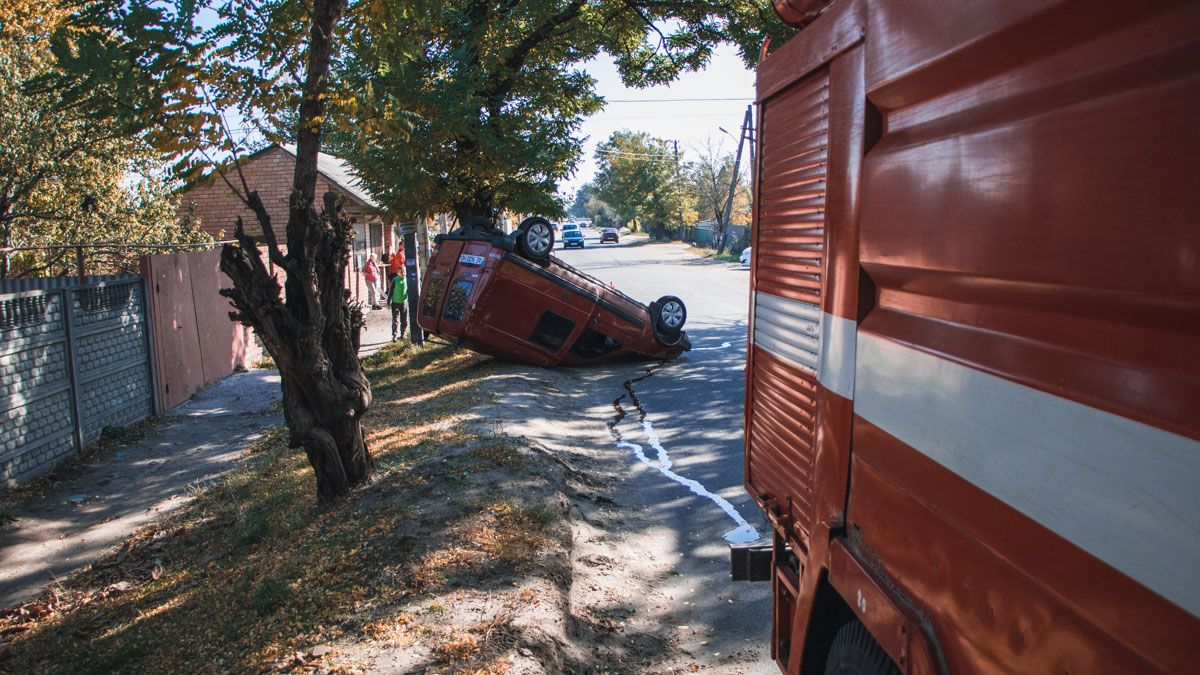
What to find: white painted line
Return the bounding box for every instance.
[616,416,761,544]
[691,341,733,351]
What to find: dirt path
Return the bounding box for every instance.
[0,371,284,610]
[476,360,773,673]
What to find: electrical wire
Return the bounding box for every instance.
[603,97,753,103]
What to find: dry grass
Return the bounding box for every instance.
[684,244,742,263]
[0,342,564,674]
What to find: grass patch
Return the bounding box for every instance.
[96,424,148,448]
[0,341,553,674]
[685,244,742,263]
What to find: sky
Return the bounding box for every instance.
[561,43,757,199]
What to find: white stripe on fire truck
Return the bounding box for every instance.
[752,292,855,400]
[855,332,1200,618]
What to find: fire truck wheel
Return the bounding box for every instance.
[516,217,555,261]
[823,620,900,675]
[653,295,687,334]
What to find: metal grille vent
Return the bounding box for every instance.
[77,285,134,314]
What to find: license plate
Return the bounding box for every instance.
[458,254,485,266]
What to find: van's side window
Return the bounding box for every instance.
[422,277,446,318]
[568,329,621,360]
[529,310,575,352]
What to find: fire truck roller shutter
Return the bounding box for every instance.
[753,291,856,400]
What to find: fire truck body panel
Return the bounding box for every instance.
[746,0,1200,671]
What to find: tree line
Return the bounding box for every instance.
[0,2,210,278]
[570,130,752,251]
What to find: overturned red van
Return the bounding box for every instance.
[417,217,690,367]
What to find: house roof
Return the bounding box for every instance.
[278,144,381,212]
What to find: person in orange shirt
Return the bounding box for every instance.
[389,248,405,280]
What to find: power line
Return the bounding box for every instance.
[604,96,753,103]
[595,149,675,159]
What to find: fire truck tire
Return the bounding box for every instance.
[653,295,687,335]
[823,620,900,675]
[516,217,555,261]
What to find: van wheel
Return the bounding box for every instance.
[653,295,687,334]
[517,217,555,261]
[824,621,900,675]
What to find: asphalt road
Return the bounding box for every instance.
[556,229,775,671]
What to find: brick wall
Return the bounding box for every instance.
[176,146,396,305]
[177,146,388,248]
[0,278,154,487]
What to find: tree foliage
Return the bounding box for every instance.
[0,2,208,278]
[329,0,789,224]
[592,130,684,237]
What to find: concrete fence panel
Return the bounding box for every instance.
[0,277,154,487]
[70,282,154,446]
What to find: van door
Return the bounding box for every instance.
[434,240,493,338]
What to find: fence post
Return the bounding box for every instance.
[59,287,86,456]
[140,273,162,415]
[75,245,86,283]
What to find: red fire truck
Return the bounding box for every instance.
[736,1,1200,672]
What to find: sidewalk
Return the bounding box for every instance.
[359,299,418,356]
[0,370,283,610]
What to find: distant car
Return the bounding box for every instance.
[740,246,752,265]
[600,228,619,243]
[419,216,689,367]
[562,228,585,248]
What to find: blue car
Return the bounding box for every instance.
[561,227,585,249]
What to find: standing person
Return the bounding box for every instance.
[363,254,382,309]
[388,270,408,341]
[389,247,405,283]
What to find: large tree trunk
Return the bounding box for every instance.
[218,0,372,504]
[453,201,493,226]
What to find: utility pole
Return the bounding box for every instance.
[719,105,752,255]
[402,222,424,347]
[674,140,684,241]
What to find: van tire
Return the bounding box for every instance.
[653,295,687,334]
[823,621,900,675]
[516,217,555,261]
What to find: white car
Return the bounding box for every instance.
[740,247,752,265]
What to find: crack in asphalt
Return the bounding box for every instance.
[607,361,760,544]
